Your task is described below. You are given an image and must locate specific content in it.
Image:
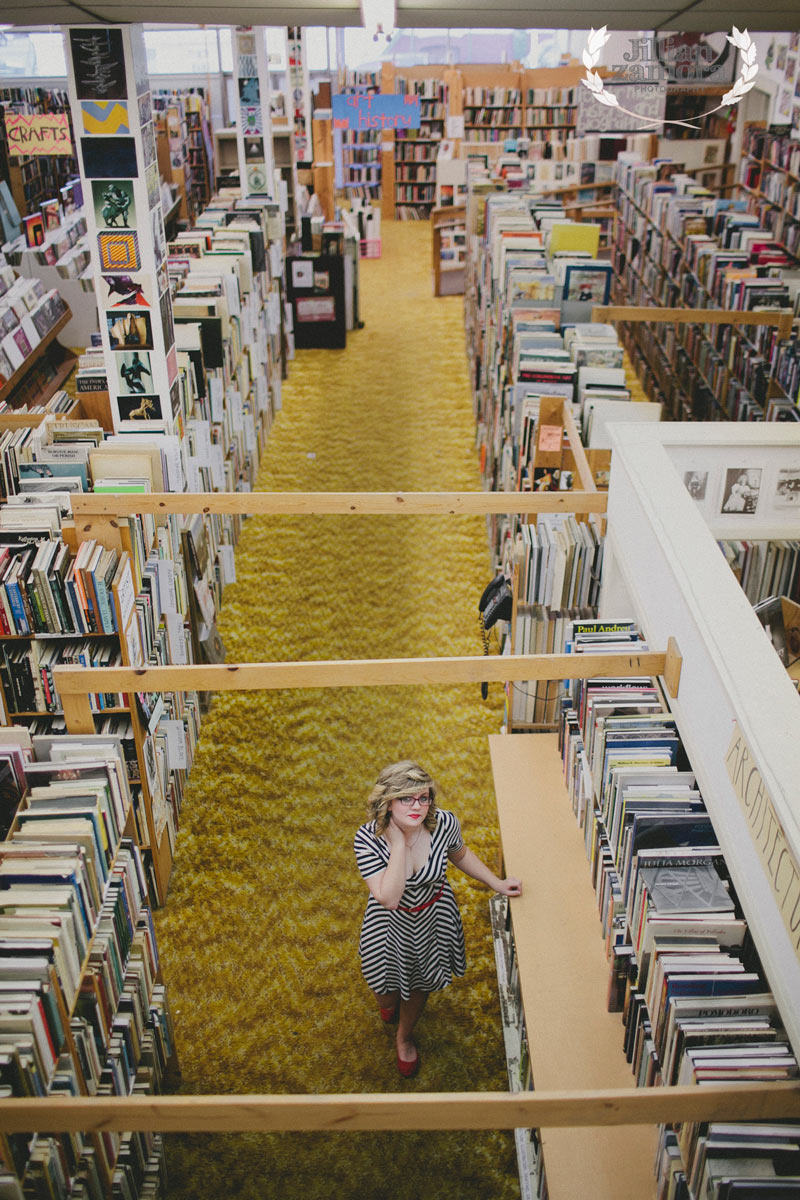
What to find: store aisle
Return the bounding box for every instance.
[154,221,519,1200]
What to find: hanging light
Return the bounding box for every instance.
[360,0,395,44]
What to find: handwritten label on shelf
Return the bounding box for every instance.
[726,723,800,960]
[115,556,135,633]
[161,719,189,771]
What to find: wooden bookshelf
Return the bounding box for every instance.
[490,732,658,1200]
[0,309,76,408]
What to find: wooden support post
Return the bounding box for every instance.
[663,636,683,699]
[61,692,95,735]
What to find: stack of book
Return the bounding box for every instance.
[0,728,176,1197]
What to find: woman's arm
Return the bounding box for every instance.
[449,845,522,897]
[365,820,408,909]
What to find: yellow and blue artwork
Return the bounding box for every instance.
[81,100,130,136]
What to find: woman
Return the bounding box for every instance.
[354,760,522,1078]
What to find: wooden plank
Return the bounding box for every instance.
[490,732,656,1198]
[663,636,683,699]
[593,305,794,339]
[53,651,668,698]
[561,404,596,494]
[60,692,95,736]
[0,1084,797,1134]
[69,491,609,517]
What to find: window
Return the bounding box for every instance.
[143,28,220,76]
[0,31,66,77]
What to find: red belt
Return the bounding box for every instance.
[397,882,445,914]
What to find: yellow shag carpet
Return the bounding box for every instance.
[153,221,520,1199]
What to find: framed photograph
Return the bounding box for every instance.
[562,263,612,304]
[117,392,163,422]
[774,466,800,508]
[238,77,260,106]
[107,308,153,351]
[80,100,129,136]
[81,136,138,179]
[116,349,153,395]
[720,467,762,515]
[93,179,136,230]
[683,470,708,501]
[244,137,265,162]
[69,28,127,101]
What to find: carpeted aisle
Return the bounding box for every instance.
[154,221,520,1199]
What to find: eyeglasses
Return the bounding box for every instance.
[397,792,431,807]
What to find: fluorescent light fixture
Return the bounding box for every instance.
[360,0,395,43]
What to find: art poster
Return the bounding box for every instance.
[101,271,152,307]
[159,287,174,350]
[80,100,129,136]
[246,163,268,193]
[238,54,258,78]
[239,77,260,106]
[69,28,127,101]
[245,137,265,163]
[107,308,153,351]
[167,343,178,385]
[92,179,136,229]
[145,161,160,210]
[237,31,256,56]
[240,106,263,135]
[117,392,163,422]
[116,349,153,395]
[720,467,762,515]
[98,229,141,273]
[138,92,152,128]
[152,205,167,268]
[81,136,138,179]
[141,121,156,169]
[130,28,150,97]
[170,378,181,421]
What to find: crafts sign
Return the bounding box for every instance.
[6,113,73,157]
[332,93,420,132]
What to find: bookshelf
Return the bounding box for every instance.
[490,732,657,1200]
[153,90,214,226]
[737,124,800,262]
[601,422,800,1055]
[0,88,79,222]
[0,308,76,409]
[432,205,466,296]
[613,156,797,421]
[0,728,177,1194]
[394,72,448,220]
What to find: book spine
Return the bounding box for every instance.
[92,568,115,635]
[5,580,30,636]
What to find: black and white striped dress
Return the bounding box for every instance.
[354,808,467,999]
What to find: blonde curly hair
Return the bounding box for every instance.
[367,760,439,835]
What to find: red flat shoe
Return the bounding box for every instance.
[397,1047,420,1078]
[379,1003,398,1023]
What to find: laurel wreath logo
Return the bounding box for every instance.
[581,25,758,130]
